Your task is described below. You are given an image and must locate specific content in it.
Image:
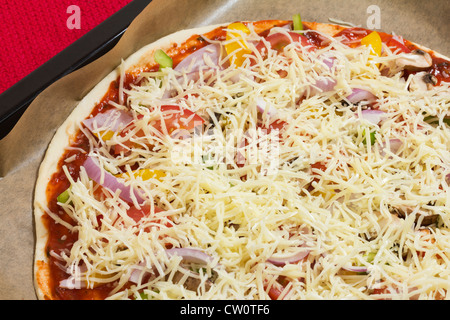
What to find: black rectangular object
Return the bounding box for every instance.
[0,0,151,140]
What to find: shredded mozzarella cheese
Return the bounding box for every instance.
[46,23,450,300]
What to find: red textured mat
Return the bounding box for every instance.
[0,0,132,94]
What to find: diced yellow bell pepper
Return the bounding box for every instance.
[93,130,115,141]
[135,169,166,181]
[361,31,382,57]
[117,169,166,181]
[225,22,251,67]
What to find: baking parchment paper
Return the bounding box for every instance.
[0,0,448,299]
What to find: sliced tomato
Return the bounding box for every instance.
[386,37,411,54]
[112,115,146,155]
[124,205,175,248]
[153,105,205,134]
[264,275,291,300]
[126,205,169,224]
[334,27,371,48]
[310,161,327,183]
[126,205,158,223]
[370,286,396,299]
[266,119,287,133]
[113,129,147,155]
[256,118,287,137]
[337,27,412,55]
[305,161,328,192]
[267,284,285,300]
[370,283,420,300]
[311,161,327,173]
[113,106,204,154]
[126,204,174,233]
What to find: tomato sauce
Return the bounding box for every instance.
[429,57,450,85]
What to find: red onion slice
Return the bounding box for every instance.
[162,44,221,97]
[83,108,133,134]
[360,109,387,125]
[59,265,87,289]
[59,276,86,289]
[83,156,145,204]
[322,56,336,69]
[342,265,368,273]
[129,263,145,284]
[380,138,403,157]
[310,77,337,95]
[267,249,310,266]
[255,32,313,55]
[165,248,215,266]
[175,44,220,73]
[346,88,377,104]
[128,261,157,284]
[129,248,216,284]
[174,44,221,83]
[386,138,403,154]
[256,97,277,117]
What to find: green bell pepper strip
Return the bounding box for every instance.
[154,49,173,70]
[293,14,303,31]
[362,128,376,145]
[57,188,71,203]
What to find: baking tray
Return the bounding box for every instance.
[1,0,448,301]
[0,0,152,140]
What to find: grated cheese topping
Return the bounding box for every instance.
[46,22,450,300]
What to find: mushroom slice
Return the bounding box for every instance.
[171,267,214,292]
[409,71,438,91]
[396,49,433,71]
[388,205,440,227]
[418,214,441,227]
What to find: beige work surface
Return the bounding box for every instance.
[0,0,448,299]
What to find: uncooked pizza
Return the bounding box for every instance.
[33,16,450,300]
